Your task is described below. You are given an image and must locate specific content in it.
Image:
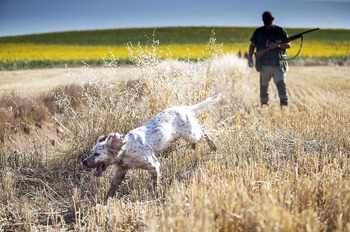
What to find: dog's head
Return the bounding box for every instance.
[83,133,124,177]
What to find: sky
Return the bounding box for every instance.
[0,0,349,37]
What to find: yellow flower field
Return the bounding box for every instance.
[287,40,350,57]
[0,40,349,64]
[0,43,130,61]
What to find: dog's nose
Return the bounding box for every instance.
[82,159,88,166]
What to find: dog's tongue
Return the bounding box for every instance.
[94,164,104,177]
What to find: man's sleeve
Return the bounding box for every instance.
[282,28,289,40]
[250,29,258,44]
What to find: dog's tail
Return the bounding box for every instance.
[191,93,222,113]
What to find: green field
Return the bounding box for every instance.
[2,27,349,45]
[0,27,349,69]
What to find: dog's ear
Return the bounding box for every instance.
[97,135,108,143]
[106,133,124,151]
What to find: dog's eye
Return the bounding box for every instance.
[94,153,100,157]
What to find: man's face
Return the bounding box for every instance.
[263,16,273,27]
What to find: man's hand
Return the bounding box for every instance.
[248,57,254,67]
[267,42,279,50]
[255,42,280,59]
[248,43,256,68]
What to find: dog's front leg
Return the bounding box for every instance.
[202,129,217,151]
[104,167,127,203]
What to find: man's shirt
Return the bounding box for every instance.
[250,26,288,66]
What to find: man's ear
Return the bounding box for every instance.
[106,133,124,151]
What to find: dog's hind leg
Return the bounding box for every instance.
[104,166,127,203]
[147,154,161,191]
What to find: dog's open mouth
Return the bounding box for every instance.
[94,163,106,177]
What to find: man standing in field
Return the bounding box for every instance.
[247,11,290,107]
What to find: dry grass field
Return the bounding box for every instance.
[0,53,350,231]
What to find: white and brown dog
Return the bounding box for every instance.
[83,94,221,202]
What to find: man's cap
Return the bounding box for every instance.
[262,11,274,21]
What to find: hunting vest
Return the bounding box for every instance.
[251,25,289,72]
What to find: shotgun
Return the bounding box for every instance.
[254,28,319,59]
[283,28,319,43]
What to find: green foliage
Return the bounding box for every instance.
[0,27,254,45]
[0,59,133,70]
[1,26,347,46]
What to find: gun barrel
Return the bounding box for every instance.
[284,28,319,43]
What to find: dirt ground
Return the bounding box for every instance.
[0,65,349,95]
[0,66,140,95]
